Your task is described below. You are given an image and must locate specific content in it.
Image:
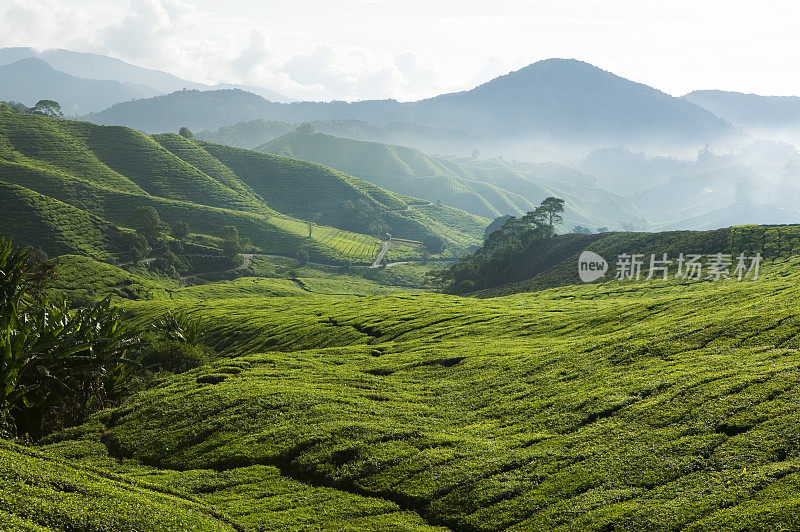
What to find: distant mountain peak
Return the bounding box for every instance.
[6,56,55,71]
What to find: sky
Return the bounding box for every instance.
[1,0,800,102]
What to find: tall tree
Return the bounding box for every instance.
[31,100,63,118]
[171,220,190,241]
[538,197,565,230]
[219,225,248,260]
[132,206,168,244]
[219,225,239,242]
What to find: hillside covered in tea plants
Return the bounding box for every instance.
[0,105,487,263]
[259,128,640,228]
[0,224,798,530]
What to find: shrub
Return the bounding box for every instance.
[141,312,211,373]
[152,311,202,345]
[0,238,141,439]
[140,337,208,373]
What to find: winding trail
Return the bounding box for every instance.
[371,241,390,268]
[117,257,157,267]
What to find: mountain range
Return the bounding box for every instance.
[0,58,153,115]
[6,49,800,156]
[81,59,736,152]
[683,90,800,130]
[0,47,290,113]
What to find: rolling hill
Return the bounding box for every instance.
[0,106,486,262]
[196,118,478,154]
[259,127,641,228]
[464,224,796,295]
[82,89,285,134]
[11,226,800,530]
[260,129,535,219]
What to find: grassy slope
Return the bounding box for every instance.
[47,254,177,301]
[0,181,125,260]
[24,231,797,530]
[475,224,800,295]
[200,141,486,249]
[2,436,444,531]
[0,110,484,260]
[0,439,237,531]
[259,130,534,219]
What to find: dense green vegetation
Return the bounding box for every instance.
[3,98,798,531]
[260,129,534,219]
[17,246,798,530]
[440,220,800,295]
[0,239,141,439]
[0,109,487,264]
[1,223,800,529]
[0,439,240,531]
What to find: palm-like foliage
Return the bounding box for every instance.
[0,238,140,438]
[153,311,202,345]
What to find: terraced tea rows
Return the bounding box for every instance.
[0,109,486,262]
[25,256,799,531]
[269,216,380,262]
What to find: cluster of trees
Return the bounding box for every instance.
[123,206,250,277]
[218,225,250,260]
[572,225,609,234]
[431,197,565,293]
[1,99,63,117]
[127,206,189,277]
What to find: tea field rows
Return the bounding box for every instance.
[27,257,800,531]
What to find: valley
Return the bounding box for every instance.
[2,22,800,531]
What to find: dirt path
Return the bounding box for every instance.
[371,241,390,268]
[117,257,157,267]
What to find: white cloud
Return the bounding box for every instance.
[279,45,437,101]
[0,0,96,51]
[3,0,800,101]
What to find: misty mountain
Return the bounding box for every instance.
[259,127,641,228]
[197,118,479,152]
[82,58,735,151]
[82,89,280,133]
[684,90,800,129]
[400,59,735,146]
[0,58,153,114]
[197,119,296,149]
[0,47,291,103]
